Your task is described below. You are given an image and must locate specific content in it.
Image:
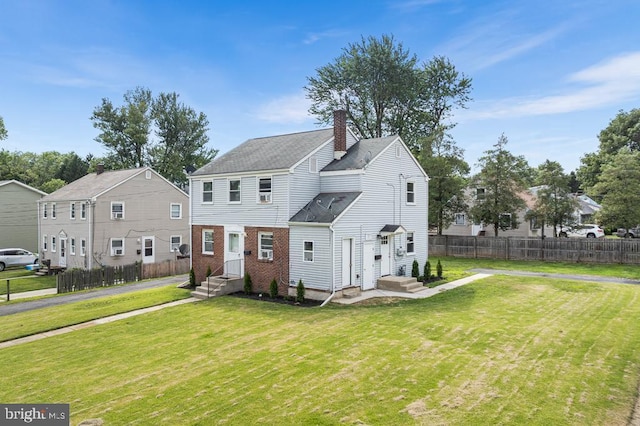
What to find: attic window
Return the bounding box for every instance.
[145,170,152,179]
[309,156,318,173]
[396,145,401,158]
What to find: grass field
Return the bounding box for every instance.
[1,272,640,425]
[0,268,57,295]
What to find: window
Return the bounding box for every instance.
[70,238,76,255]
[309,156,318,173]
[51,203,57,219]
[406,181,415,204]
[303,241,314,262]
[476,188,486,200]
[455,213,466,225]
[229,179,241,203]
[170,235,182,252]
[530,216,541,230]
[170,203,182,219]
[70,202,76,219]
[202,230,214,254]
[110,238,124,256]
[81,203,87,220]
[499,213,512,229]
[406,232,415,254]
[258,177,272,203]
[395,145,402,158]
[43,235,47,251]
[80,239,86,256]
[202,181,213,203]
[111,202,124,219]
[145,170,152,179]
[42,203,47,219]
[259,232,274,260]
[51,236,57,252]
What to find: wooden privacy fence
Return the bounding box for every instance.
[429,235,640,264]
[56,258,190,293]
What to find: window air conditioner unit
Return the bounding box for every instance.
[259,193,271,203]
[261,250,273,260]
[113,212,123,219]
[114,248,123,256]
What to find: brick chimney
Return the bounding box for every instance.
[333,109,347,160]
[96,164,104,175]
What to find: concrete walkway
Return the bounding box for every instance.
[333,273,493,304]
[1,287,57,302]
[468,268,640,285]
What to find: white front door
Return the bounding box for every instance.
[341,238,355,288]
[224,226,244,277]
[362,241,375,290]
[142,236,155,264]
[380,236,391,276]
[59,238,67,268]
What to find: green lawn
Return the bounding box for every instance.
[1,275,639,425]
[0,269,56,295]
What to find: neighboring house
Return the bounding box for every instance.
[574,193,601,224]
[0,180,47,253]
[189,110,429,300]
[38,166,189,270]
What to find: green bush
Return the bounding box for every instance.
[436,260,443,278]
[296,279,305,303]
[424,261,431,281]
[206,265,212,277]
[411,259,420,278]
[269,278,278,298]
[189,268,196,287]
[244,272,253,294]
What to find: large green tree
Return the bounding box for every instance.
[593,149,640,231]
[0,116,7,141]
[0,150,89,191]
[469,134,530,236]
[531,160,577,237]
[91,87,216,185]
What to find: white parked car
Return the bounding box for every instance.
[558,224,605,238]
[0,248,39,272]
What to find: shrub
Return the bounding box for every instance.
[206,265,212,277]
[296,279,305,303]
[244,272,253,294]
[423,261,431,281]
[189,268,196,287]
[436,260,443,278]
[269,278,278,298]
[411,259,420,278]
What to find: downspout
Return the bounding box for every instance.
[89,199,96,269]
[188,178,193,274]
[321,223,336,307]
[36,200,41,262]
[425,175,430,261]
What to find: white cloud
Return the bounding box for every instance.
[254,92,313,123]
[303,29,348,45]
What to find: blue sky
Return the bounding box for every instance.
[1,0,639,174]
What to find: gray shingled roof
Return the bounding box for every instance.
[41,168,147,201]
[322,135,398,172]
[289,192,362,224]
[192,128,334,176]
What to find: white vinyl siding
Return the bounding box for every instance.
[289,226,332,291]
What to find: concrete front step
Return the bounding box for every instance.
[377,276,425,293]
[342,287,362,299]
[191,276,244,299]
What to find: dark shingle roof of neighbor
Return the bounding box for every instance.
[289,192,362,224]
[41,168,147,201]
[322,135,398,172]
[192,128,335,176]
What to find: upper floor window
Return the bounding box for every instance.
[170,203,182,219]
[42,203,48,219]
[303,241,314,262]
[406,181,415,204]
[110,238,124,256]
[229,179,241,203]
[51,203,57,219]
[81,203,87,220]
[202,181,213,203]
[111,202,124,220]
[406,232,415,254]
[455,213,466,225]
[476,188,486,200]
[259,232,274,260]
[202,230,214,254]
[70,202,76,219]
[258,177,272,203]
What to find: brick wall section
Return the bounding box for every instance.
[244,226,290,295]
[191,225,225,283]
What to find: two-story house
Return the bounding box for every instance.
[190,110,429,301]
[38,166,189,270]
[0,180,47,253]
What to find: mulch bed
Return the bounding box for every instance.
[228,291,323,307]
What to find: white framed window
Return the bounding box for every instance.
[202,181,213,203]
[406,232,415,254]
[202,229,214,254]
[395,145,402,158]
[499,213,512,229]
[303,240,314,262]
[530,217,541,230]
[309,156,318,173]
[406,181,415,204]
[51,203,57,219]
[70,202,76,219]
[170,203,182,219]
[258,232,274,260]
[51,236,57,252]
[81,203,87,220]
[258,177,272,204]
[145,170,152,179]
[111,202,124,220]
[455,213,466,225]
[80,239,86,256]
[110,238,124,256]
[170,235,182,252]
[43,235,48,251]
[228,179,241,203]
[42,203,48,219]
[476,188,486,200]
[70,238,76,255]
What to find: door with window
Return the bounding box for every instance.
[142,236,155,264]
[59,238,67,268]
[224,226,244,277]
[380,236,391,276]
